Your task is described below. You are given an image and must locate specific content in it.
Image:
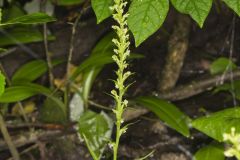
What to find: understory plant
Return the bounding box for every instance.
[110,0,131,159]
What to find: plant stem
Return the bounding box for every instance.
[40,0,54,89]
[111,0,131,159]
[0,113,20,160]
[65,0,90,119]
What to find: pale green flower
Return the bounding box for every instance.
[223,127,240,160]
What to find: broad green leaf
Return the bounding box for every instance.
[222,0,240,16]
[2,5,25,22]
[71,32,115,80]
[0,12,55,26]
[210,57,237,75]
[192,107,240,141]
[78,110,113,159]
[0,72,5,96]
[135,96,191,137]
[171,0,213,27]
[91,0,113,23]
[39,97,67,124]
[12,59,63,84]
[214,80,240,100]
[194,143,224,160]
[51,0,84,6]
[0,83,66,119]
[0,27,55,47]
[128,0,169,46]
[0,83,50,102]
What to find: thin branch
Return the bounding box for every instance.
[0,47,17,58]
[123,70,240,121]
[156,70,240,101]
[65,0,90,119]
[0,114,20,160]
[0,129,76,151]
[0,29,39,59]
[40,0,54,88]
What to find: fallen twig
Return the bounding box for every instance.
[0,128,76,151]
[123,70,240,121]
[0,114,20,160]
[156,69,240,101]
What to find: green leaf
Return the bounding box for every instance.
[2,5,25,22]
[0,27,55,47]
[192,107,240,141]
[0,72,5,96]
[78,110,113,159]
[91,0,113,23]
[194,143,225,160]
[0,83,51,103]
[39,97,67,124]
[0,83,66,119]
[214,80,240,100]
[222,0,240,16]
[0,12,56,26]
[128,0,169,46]
[210,57,237,75]
[51,0,84,6]
[171,0,213,27]
[71,32,115,80]
[135,96,191,137]
[12,59,64,84]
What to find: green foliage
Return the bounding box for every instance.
[0,72,5,96]
[40,97,67,124]
[210,57,237,75]
[91,0,113,23]
[12,59,63,84]
[2,4,25,21]
[0,5,55,46]
[192,107,240,141]
[171,0,213,27]
[71,32,115,80]
[128,0,169,46]
[0,12,56,26]
[0,82,67,120]
[135,96,191,137]
[78,110,113,159]
[222,0,240,16]
[0,27,55,47]
[92,0,240,46]
[194,143,225,160]
[214,80,240,100]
